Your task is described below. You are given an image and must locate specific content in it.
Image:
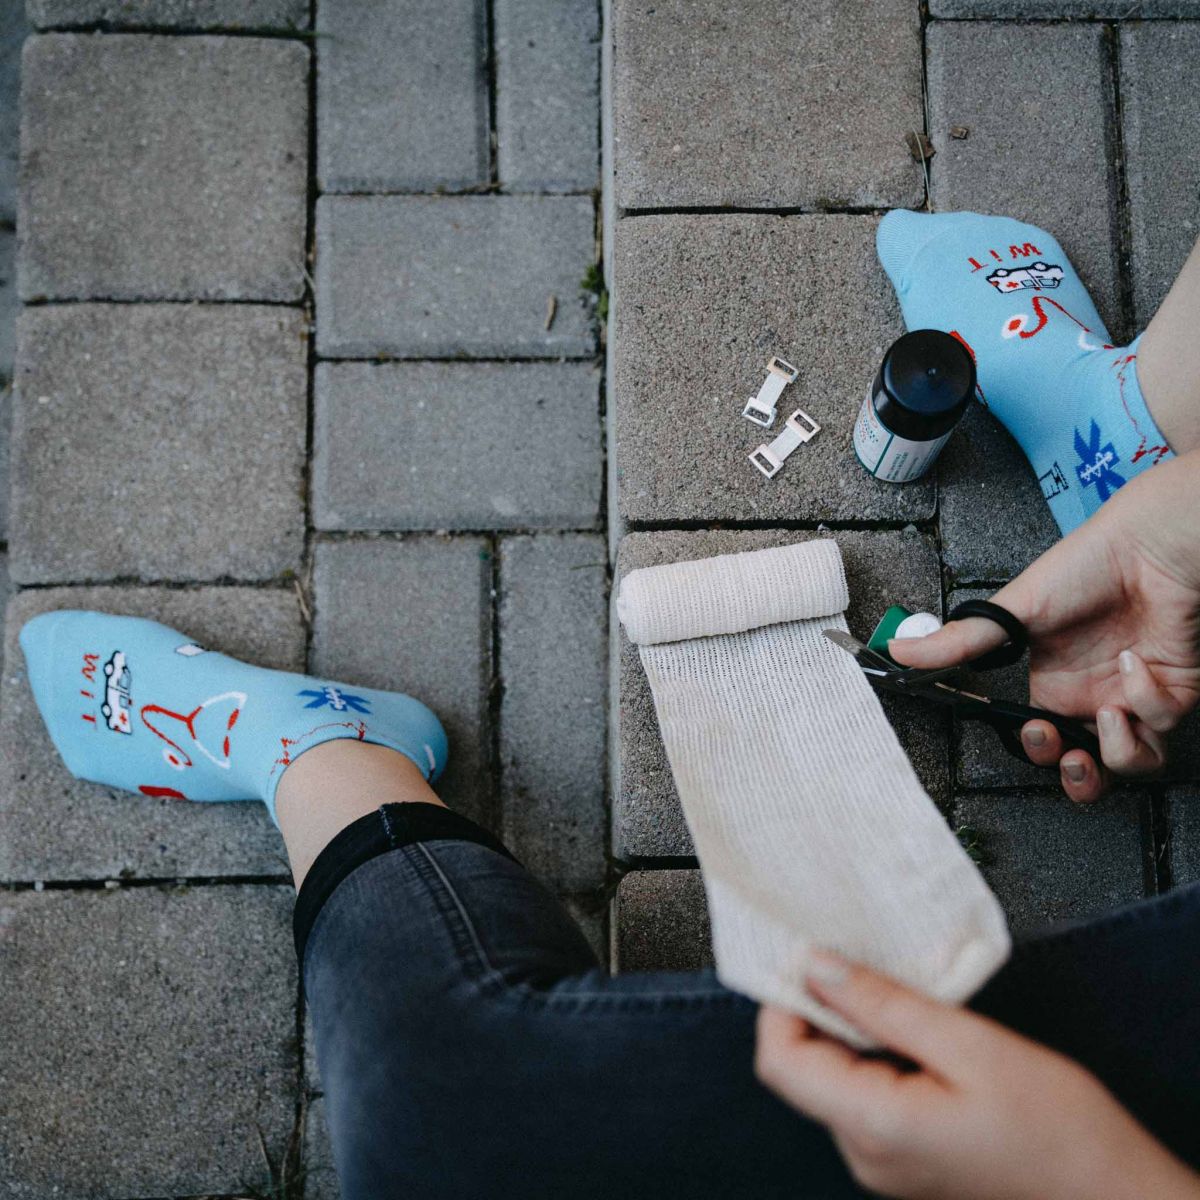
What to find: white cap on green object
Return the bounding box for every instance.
[894,611,943,640]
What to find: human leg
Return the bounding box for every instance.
[1135,233,1200,456]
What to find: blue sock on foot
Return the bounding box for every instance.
[19,610,448,824]
[876,209,1173,532]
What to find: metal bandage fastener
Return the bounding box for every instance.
[742,356,799,427]
[749,408,821,478]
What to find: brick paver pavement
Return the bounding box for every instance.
[3,0,1199,1192]
[1,0,601,1193]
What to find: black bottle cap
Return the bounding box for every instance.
[872,329,976,442]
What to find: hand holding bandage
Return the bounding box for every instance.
[618,539,1010,1046]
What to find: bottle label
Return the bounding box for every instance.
[853,387,952,483]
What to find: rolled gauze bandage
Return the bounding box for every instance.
[617,539,849,645]
[618,537,1010,1047]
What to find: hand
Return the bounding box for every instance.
[890,450,1200,802]
[755,952,1200,1200]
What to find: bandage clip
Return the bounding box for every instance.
[742,356,799,427]
[749,408,821,478]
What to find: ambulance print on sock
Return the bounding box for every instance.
[101,650,133,734]
[986,261,1063,293]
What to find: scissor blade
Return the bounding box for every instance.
[820,629,896,675]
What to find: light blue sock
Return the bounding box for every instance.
[876,209,1173,532]
[19,610,448,825]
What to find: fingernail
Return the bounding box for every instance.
[1098,709,1120,735]
[1064,762,1087,783]
[806,951,849,989]
[1119,650,1135,676]
[1024,727,1046,748]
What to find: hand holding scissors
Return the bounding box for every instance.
[885,458,1200,802]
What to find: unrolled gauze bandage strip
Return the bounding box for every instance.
[618,539,1010,1045]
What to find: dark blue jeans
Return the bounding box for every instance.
[296,803,1200,1199]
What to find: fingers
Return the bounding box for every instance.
[754,1006,907,1130]
[1021,709,1164,803]
[1096,707,1166,776]
[1058,749,1108,804]
[801,952,1001,1076]
[1020,719,1063,767]
[1118,649,1187,733]
[887,616,1007,670]
[1019,720,1108,802]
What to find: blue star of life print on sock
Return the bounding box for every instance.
[876,208,1173,533]
[298,686,373,714]
[1074,420,1125,502]
[19,610,448,825]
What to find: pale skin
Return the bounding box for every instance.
[277,234,1200,1197]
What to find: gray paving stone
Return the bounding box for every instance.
[613,869,713,972]
[612,0,923,210]
[495,0,599,192]
[615,529,948,858]
[316,0,486,193]
[613,214,933,524]
[312,537,494,829]
[304,1095,341,1200]
[1121,22,1200,328]
[1167,786,1200,887]
[927,22,1123,339]
[0,0,28,222]
[0,224,14,380]
[313,361,602,532]
[9,304,306,584]
[0,229,13,542]
[954,789,1144,935]
[0,884,298,1198]
[499,533,607,891]
[27,0,310,27]
[1166,711,1200,784]
[931,1,1200,13]
[0,585,302,881]
[939,405,1060,584]
[18,33,307,301]
[315,195,597,359]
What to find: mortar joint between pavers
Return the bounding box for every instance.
[618,203,893,220]
[26,20,316,38]
[487,532,505,837]
[299,21,319,660]
[624,517,943,536]
[1103,20,1140,344]
[484,0,500,188]
[1,873,293,891]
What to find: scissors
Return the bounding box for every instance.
[823,598,1102,767]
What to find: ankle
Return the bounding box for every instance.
[275,741,445,888]
[1133,321,1200,456]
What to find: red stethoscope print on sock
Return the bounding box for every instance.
[140,691,246,771]
[999,295,1113,349]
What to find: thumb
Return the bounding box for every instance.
[888,615,1008,670]
[805,951,1007,1078]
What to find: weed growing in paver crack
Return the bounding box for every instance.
[580,262,608,323]
[955,825,990,867]
[238,1118,306,1200]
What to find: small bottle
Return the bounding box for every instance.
[854,329,975,483]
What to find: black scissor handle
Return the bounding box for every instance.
[969,698,1103,765]
[945,599,1027,671]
